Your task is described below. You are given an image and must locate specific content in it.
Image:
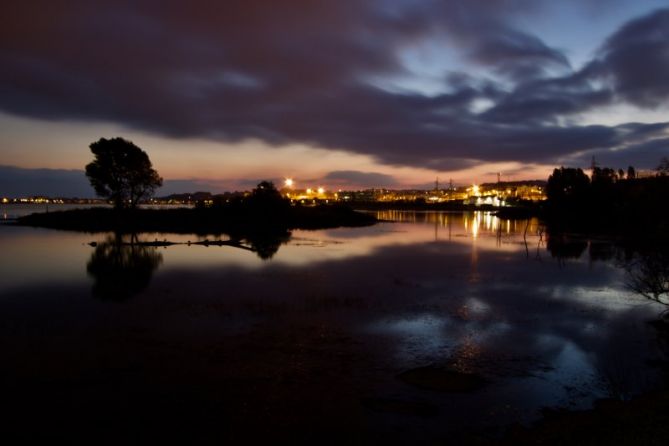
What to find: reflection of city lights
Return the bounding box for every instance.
[484,212,494,231]
[317,187,324,194]
[284,178,294,187]
[472,217,479,238]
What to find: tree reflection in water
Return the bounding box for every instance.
[626,250,669,310]
[546,233,588,261]
[86,234,163,300]
[86,230,291,299]
[546,230,669,314]
[244,230,291,260]
[194,230,291,260]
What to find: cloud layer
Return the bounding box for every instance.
[1,1,668,172]
[0,166,92,198]
[0,165,231,197]
[0,165,396,197]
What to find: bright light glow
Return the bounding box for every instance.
[284,178,294,187]
[472,184,480,196]
[317,187,325,194]
[306,188,313,194]
[471,214,480,238]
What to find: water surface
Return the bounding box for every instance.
[0,211,665,443]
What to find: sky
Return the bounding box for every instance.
[1,0,669,196]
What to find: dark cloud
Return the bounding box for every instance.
[322,170,398,189]
[568,137,669,170]
[481,70,613,125]
[0,2,668,172]
[402,1,571,81]
[614,122,669,143]
[594,8,669,107]
[461,25,571,80]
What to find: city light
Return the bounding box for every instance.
[0,179,547,208]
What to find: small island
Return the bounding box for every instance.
[15,198,377,234]
[14,138,377,235]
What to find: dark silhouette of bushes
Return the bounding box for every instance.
[545,165,669,237]
[546,167,590,209]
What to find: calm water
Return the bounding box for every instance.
[0,203,193,220]
[0,211,665,443]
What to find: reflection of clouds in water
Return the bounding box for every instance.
[363,277,635,410]
[367,314,454,363]
[567,286,645,313]
[461,297,491,317]
[538,336,600,395]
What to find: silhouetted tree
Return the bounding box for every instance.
[591,167,617,186]
[657,157,669,176]
[246,181,289,211]
[546,167,590,204]
[250,181,282,202]
[85,137,163,209]
[545,160,669,233]
[627,165,636,180]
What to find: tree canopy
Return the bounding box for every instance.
[546,167,590,204]
[85,137,163,209]
[246,180,290,214]
[249,181,283,203]
[657,157,669,176]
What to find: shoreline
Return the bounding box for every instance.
[13,205,378,235]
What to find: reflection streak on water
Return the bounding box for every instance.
[375,210,542,243]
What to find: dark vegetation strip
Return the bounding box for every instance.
[15,204,377,235]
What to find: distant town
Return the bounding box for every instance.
[1,179,547,207]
